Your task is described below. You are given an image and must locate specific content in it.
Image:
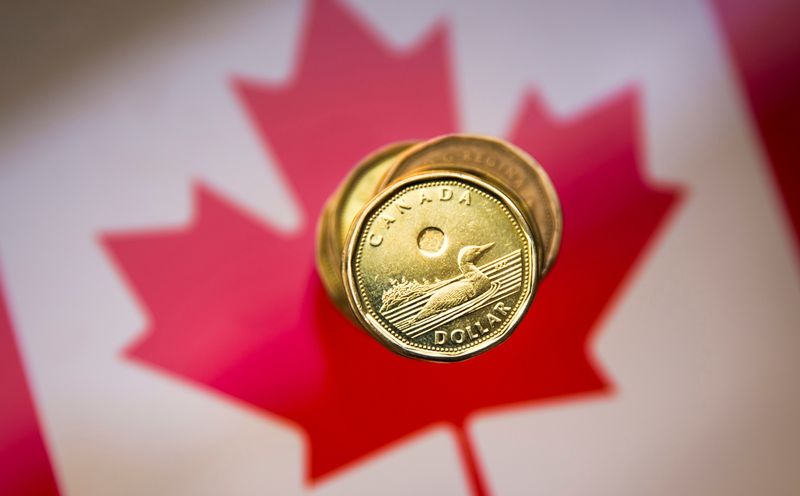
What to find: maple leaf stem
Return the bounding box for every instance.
[453,423,490,496]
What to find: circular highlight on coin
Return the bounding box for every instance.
[343,171,539,361]
[417,227,446,256]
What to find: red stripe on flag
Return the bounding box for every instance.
[713,0,800,258]
[0,270,60,495]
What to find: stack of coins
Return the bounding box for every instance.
[316,135,562,361]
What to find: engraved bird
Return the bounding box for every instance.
[412,243,494,322]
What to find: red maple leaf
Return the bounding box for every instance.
[102,0,682,493]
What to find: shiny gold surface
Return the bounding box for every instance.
[343,172,538,361]
[315,201,353,317]
[377,134,562,275]
[316,134,561,361]
[316,142,415,318]
[332,142,415,251]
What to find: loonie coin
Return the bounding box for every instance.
[377,134,561,275]
[316,142,415,319]
[343,171,539,361]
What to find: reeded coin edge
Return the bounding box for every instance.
[343,171,539,362]
[503,137,562,274]
[315,199,354,318]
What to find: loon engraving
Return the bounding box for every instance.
[412,243,494,322]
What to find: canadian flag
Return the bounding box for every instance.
[1,0,798,494]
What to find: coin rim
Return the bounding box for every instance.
[377,134,562,276]
[343,171,540,362]
[329,141,416,255]
[317,142,416,321]
[315,199,354,317]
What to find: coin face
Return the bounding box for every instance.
[377,135,561,275]
[344,172,538,361]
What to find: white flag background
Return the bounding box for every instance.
[1,0,798,495]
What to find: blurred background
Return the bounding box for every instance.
[1,0,798,494]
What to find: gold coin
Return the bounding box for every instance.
[316,142,415,319]
[343,171,539,361]
[377,134,561,275]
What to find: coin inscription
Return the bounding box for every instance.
[316,142,414,319]
[344,172,538,361]
[377,135,561,275]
